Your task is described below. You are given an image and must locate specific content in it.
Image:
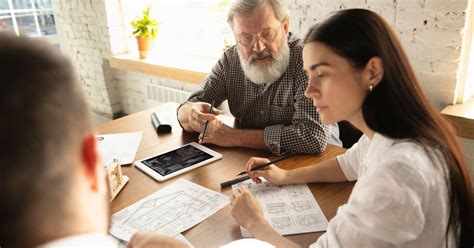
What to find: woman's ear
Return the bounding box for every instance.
[364,56,384,87]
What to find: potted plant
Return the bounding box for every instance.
[131,5,160,59]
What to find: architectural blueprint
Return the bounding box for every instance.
[109,178,230,241]
[233,179,328,237]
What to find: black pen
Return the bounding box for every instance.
[220,175,250,188]
[200,100,215,143]
[236,155,291,175]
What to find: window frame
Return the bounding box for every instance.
[454,0,474,103]
[0,0,58,44]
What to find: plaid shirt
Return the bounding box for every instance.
[186,33,341,155]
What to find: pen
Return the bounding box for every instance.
[220,156,292,188]
[236,155,291,175]
[200,100,215,143]
[220,175,250,188]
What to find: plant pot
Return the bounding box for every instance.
[136,36,155,59]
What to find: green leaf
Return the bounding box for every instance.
[130,4,160,38]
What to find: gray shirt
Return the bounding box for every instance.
[185,33,340,155]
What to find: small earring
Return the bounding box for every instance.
[369,84,374,92]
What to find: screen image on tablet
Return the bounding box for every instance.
[135,142,222,182]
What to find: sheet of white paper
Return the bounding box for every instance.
[97,132,143,165]
[233,179,328,237]
[109,178,230,241]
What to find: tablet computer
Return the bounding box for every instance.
[134,142,222,182]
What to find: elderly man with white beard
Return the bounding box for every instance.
[177,0,341,155]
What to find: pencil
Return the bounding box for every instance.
[220,175,250,188]
[236,155,291,175]
[200,100,215,143]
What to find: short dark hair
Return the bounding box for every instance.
[0,32,92,247]
[304,9,474,247]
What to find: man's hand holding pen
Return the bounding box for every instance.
[185,101,222,137]
[199,123,241,147]
[198,100,217,143]
[193,101,242,147]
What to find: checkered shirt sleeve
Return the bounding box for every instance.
[184,33,331,155]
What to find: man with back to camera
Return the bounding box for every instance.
[0,32,188,248]
[177,0,341,155]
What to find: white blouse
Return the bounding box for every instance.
[311,133,454,248]
[40,233,118,247]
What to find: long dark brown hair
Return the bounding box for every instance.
[304,9,474,247]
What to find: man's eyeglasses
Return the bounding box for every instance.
[236,25,282,48]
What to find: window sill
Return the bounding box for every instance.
[109,52,217,85]
[442,98,474,139]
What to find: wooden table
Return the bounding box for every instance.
[97,102,355,247]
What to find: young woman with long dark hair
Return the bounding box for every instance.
[230,8,474,248]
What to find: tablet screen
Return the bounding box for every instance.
[142,144,214,176]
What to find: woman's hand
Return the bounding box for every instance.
[127,231,188,248]
[230,185,268,231]
[230,185,300,248]
[245,157,290,185]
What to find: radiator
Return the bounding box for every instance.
[146,84,192,104]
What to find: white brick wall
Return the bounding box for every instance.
[102,0,469,114]
[53,0,469,114]
[288,0,468,109]
[53,0,121,118]
[114,70,201,114]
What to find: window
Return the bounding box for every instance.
[122,0,235,59]
[455,0,474,103]
[464,33,474,101]
[0,0,58,44]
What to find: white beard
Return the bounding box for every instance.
[238,33,290,85]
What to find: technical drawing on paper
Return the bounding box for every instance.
[110,179,230,241]
[292,201,312,211]
[267,202,286,214]
[271,216,291,229]
[297,214,323,226]
[233,179,328,237]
